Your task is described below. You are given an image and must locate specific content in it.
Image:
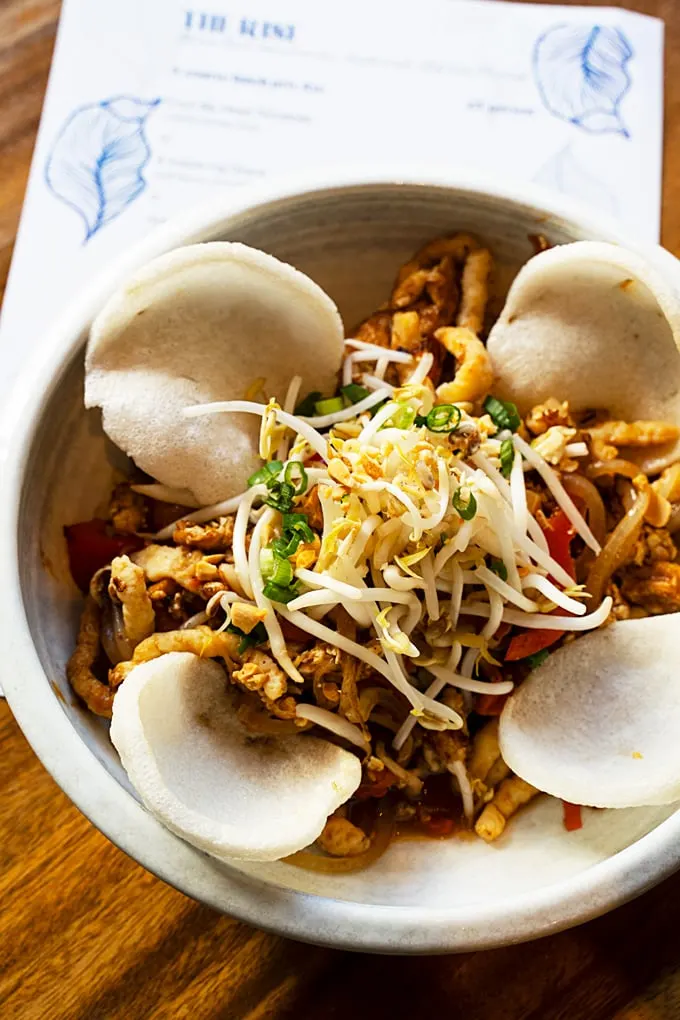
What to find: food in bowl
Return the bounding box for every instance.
[64,231,680,869]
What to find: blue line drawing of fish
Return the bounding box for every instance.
[533,24,633,136]
[534,144,619,216]
[45,96,160,242]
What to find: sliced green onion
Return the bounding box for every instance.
[499,437,515,478]
[483,395,521,433]
[314,396,345,416]
[226,621,267,654]
[452,488,477,520]
[341,383,370,406]
[247,460,283,487]
[259,548,294,586]
[262,580,300,604]
[387,404,417,430]
[283,461,308,495]
[271,534,302,558]
[265,481,295,512]
[282,512,315,544]
[488,557,508,581]
[426,404,461,433]
[295,391,322,416]
[259,547,276,579]
[525,649,550,669]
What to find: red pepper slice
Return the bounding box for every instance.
[505,627,563,662]
[476,691,510,716]
[562,801,583,832]
[476,666,511,715]
[505,510,576,662]
[423,816,455,837]
[542,508,576,581]
[64,519,144,592]
[354,770,397,800]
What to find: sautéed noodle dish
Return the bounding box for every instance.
[64,232,680,870]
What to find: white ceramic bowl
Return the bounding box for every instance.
[4,169,680,954]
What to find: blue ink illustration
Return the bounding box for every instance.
[534,145,618,216]
[533,25,633,136]
[45,96,160,241]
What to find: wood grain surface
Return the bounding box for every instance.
[2,1,680,1017]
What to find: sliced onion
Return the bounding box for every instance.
[562,473,607,547]
[587,458,641,480]
[513,434,601,554]
[585,486,651,605]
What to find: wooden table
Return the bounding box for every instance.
[2,1,680,1016]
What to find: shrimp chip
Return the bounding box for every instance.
[500,615,680,808]
[86,243,344,504]
[487,241,680,473]
[110,652,362,861]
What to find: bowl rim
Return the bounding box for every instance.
[4,166,680,954]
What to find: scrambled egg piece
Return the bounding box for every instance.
[109,555,155,648]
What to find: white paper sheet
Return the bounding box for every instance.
[0,0,664,697]
[1,0,664,383]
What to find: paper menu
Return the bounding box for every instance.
[0,0,663,391]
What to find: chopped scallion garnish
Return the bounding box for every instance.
[264,481,296,513]
[314,396,345,416]
[484,395,521,433]
[247,460,283,487]
[226,621,267,654]
[282,512,315,544]
[488,557,508,581]
[525,649,550,669]
[262,580,300,604]
[294,391,322,416]
[283,461,308,495]
[259,548,294,587]
[424,403,461,433]
[388,404,417,430]
[452,488,477,520]
[271,533,301,558]
[499,437,514,478]
[341,383,370,405]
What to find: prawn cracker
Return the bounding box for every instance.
[85,242,344,504]
[110,652,362,861]
[487,241,680,473]
[500,615,680,808]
